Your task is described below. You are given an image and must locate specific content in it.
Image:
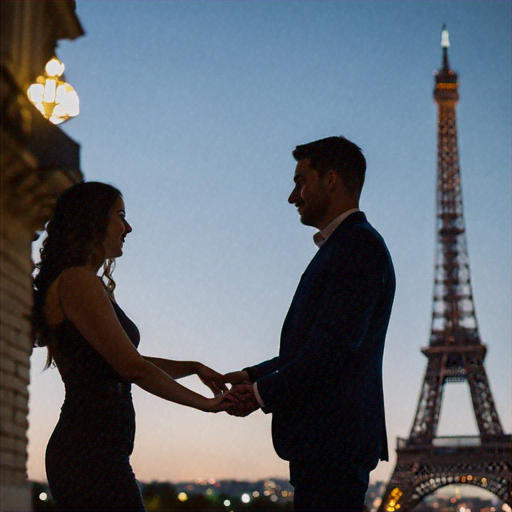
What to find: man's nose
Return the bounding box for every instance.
[288,188,298,204]
[125,221,133,234]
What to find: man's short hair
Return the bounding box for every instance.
[292,136,366,197]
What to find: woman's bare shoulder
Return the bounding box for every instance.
[59,266,110,304]
[59,265,97,282]
[44,267,100,328]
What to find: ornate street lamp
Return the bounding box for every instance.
[27,57,79,125]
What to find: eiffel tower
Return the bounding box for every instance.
[378,26,511,512]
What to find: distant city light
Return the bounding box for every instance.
[270,495,278,502]
[206,488,213,495]
[241,493,250,503]
[386,486,403,511]
[38,492,48,501]
[252,491,260,497]
[177,492,188,502]
[223,499,231,506]
[208,477,216,485]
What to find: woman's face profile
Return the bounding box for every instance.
[102,195,132,260]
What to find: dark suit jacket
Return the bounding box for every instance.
[244,211,395,469]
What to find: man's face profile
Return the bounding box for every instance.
[288,159,331,229]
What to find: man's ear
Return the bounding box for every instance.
[325,169,339,190]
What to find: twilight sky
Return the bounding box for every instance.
[28,0,511,488]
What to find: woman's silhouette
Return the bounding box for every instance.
[33,182,229,510]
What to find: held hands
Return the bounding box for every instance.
[196,367,260,416]
[225,383,260,417]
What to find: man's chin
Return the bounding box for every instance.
[299,215,315,227]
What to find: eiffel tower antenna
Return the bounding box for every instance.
[378,26,511,511]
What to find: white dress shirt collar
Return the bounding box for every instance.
[313,208,360,248]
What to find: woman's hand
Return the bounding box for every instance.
[203,391,234,413]
[196,363,228,396]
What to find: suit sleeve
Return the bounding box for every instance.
[256,229,387,413]
[243,356,282,382]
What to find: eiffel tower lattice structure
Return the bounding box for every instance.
[378,27,511,512]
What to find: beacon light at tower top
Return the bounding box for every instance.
[441,25,450,48]
[27,57,79,125]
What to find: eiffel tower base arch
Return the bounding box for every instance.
[378,435,512,511]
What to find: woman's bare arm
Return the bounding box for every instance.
[58,267,228,412]
[143,357,227,395]
[142,358,198,379]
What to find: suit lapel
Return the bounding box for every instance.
[280,211,369,346]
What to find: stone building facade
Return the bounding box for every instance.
[1,2,83,510]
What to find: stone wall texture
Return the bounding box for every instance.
[0,203,34,512]
[1,2,83,510]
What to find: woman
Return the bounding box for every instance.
[33,181,229,511]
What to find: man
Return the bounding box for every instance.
[224,136,395,511]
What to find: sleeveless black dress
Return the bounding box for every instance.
[45,301,146,511]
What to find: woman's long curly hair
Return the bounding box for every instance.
[33,181,122,367]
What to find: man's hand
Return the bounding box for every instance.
[223,370,250,386]
[226,383,260,417]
